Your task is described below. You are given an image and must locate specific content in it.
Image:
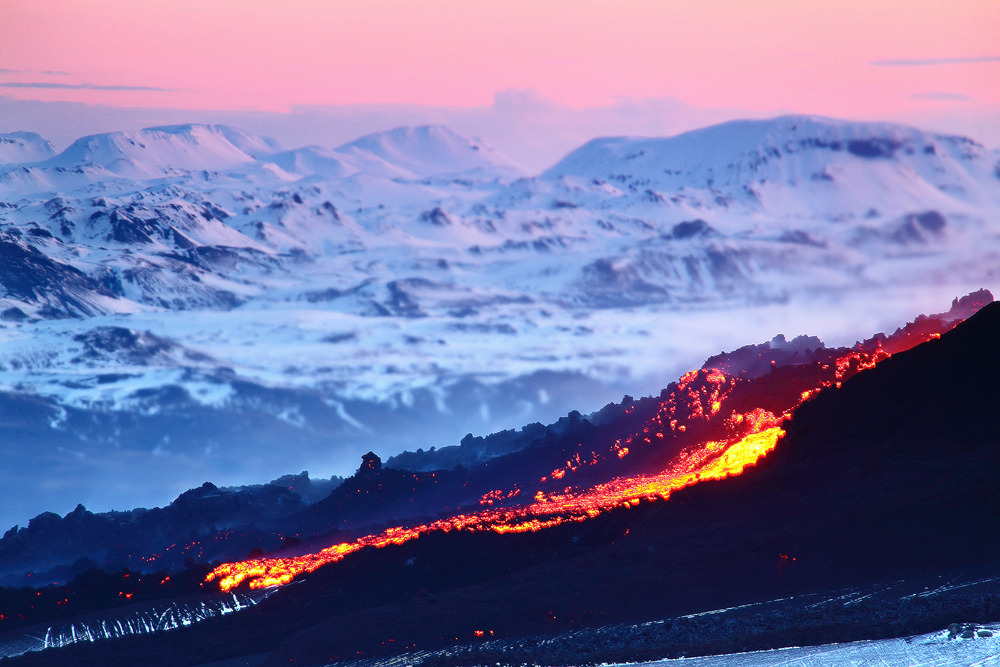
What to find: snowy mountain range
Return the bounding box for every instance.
[0,115,998,528]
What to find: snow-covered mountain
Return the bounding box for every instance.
[0,124,283,191]
[487,115,1000,307]
[45,124,281,178]
[0,132,55,164]
[0,115,997,529]
[336,124,525,180]
[262,145,361,181]
[540,115,1000,217]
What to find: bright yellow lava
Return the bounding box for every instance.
[206,423,784,592]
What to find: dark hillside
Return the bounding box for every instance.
[6,304,998,665]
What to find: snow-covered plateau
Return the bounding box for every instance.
[0,117,998,527]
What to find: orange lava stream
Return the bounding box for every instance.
[206,304,974,592]
[206,419,784,592]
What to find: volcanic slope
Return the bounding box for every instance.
[3,298,999,666]
[234,300,1000,665]
[3,290,984,593]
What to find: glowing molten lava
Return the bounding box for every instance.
[206,299,983,592]
[207,418,783,592]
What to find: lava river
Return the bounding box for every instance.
[206,305,979,592]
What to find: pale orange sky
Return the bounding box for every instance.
[1,0,998,117]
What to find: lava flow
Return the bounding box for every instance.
[208,420,785,592]
[206,294,989,592]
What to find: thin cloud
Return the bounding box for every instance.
[1,68,74,75]
[0,81,172,92]
[871,55,1000,67]
[910,92,974,101]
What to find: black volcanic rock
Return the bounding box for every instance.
[781,299,1000,455]
[247,300,1000,664]
[358,451,382,476]
[297,452,463,531]
[0,479,325,585]
[701,333,826,378]
[702,288,993,378]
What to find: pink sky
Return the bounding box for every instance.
[1,0,998,117]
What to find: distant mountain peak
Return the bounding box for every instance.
[44,124,282,179]
[336,124,525,180]
[144,124,283,158]
[0,131,55,164]
[540,114,1000,216]
[545,114,984,175]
